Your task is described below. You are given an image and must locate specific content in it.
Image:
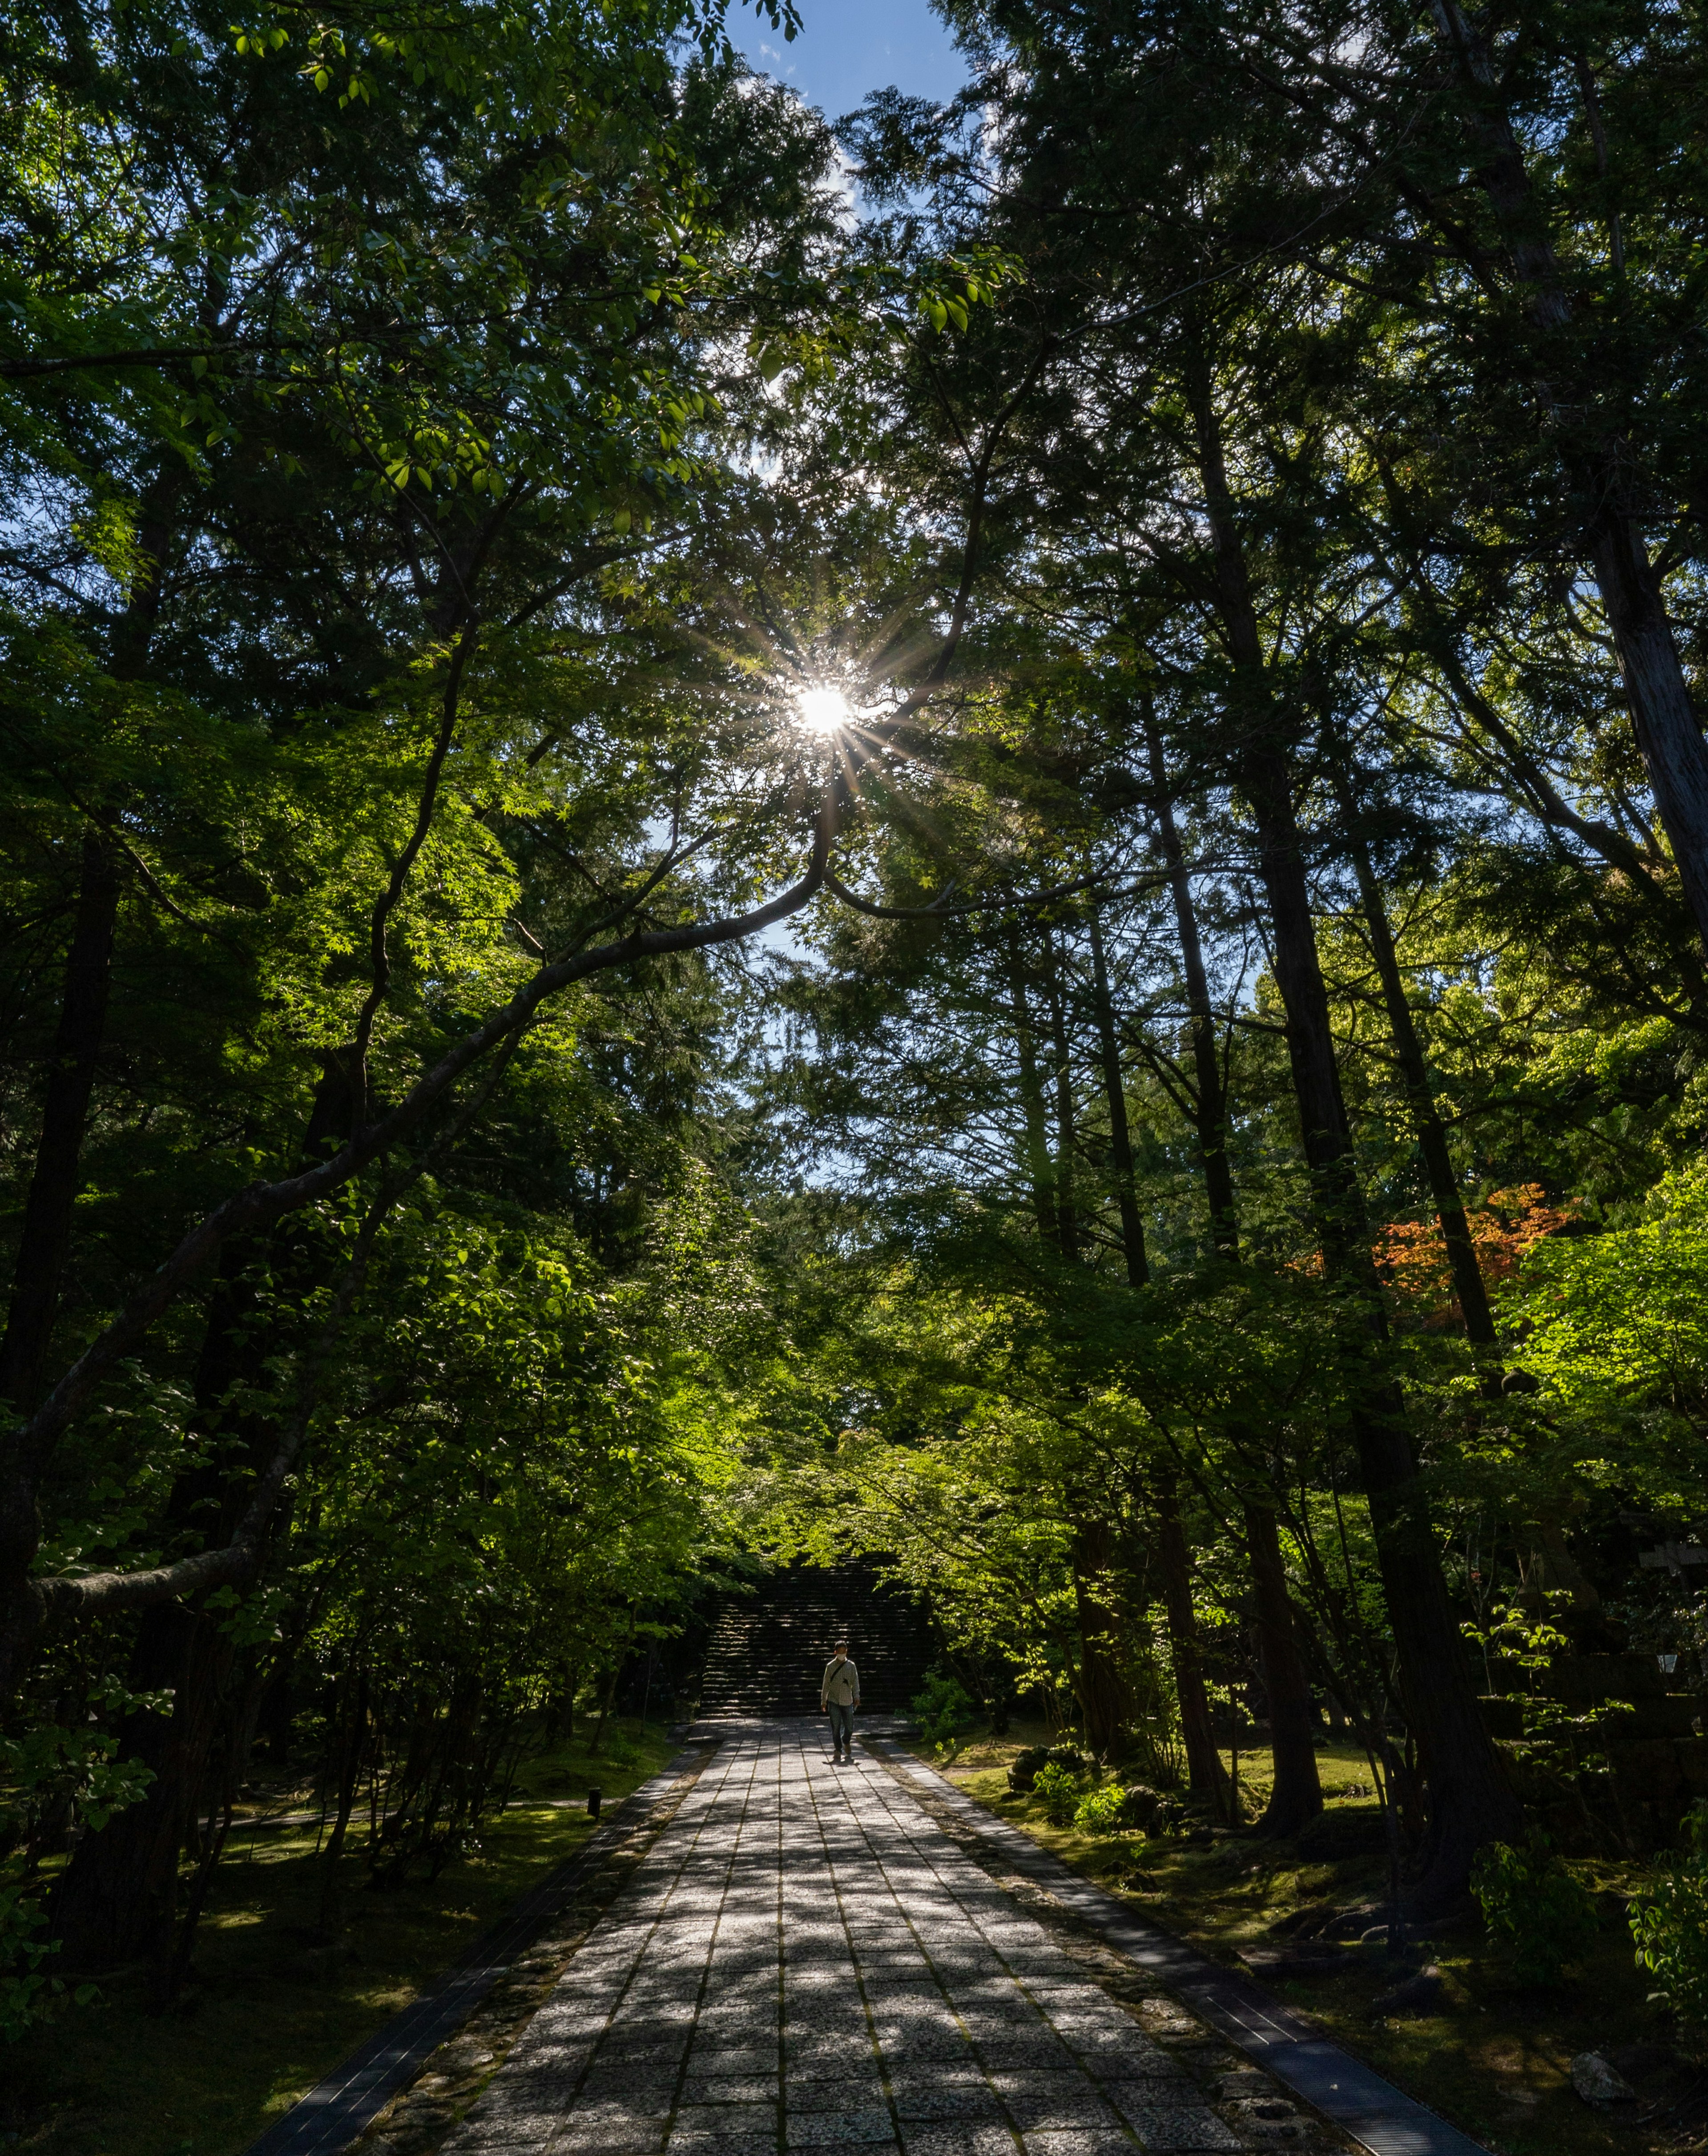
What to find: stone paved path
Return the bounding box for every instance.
[446,1732,1241,2156]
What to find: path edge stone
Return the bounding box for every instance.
[241,1745,717,2156]
[868,1739,1495,2156]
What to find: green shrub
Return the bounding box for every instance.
[910,1673,974,1757]
[1072,1781,1182,1837]
[1008,1743,1084,1794]
[1630,1801,1708,2027]
[1033,1760,1082,1826]
[1,1690,150,2039]
[1471,1832,1599,1986]
[1073,1783,1129,1836]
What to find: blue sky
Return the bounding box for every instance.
[724,0,967,120]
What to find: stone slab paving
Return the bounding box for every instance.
[246,1756,704,2156]
[869,1747,1493,2156]
[443,1731,1241,2156]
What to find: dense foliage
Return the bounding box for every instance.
[4,0,1708,2048]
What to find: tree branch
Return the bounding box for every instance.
[9,797,838,1482]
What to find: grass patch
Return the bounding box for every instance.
[7,1718,678,2156]
[922,1725,1702,2156]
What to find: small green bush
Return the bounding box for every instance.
[1471,1831,1599,1986]
[911,1673,974,1757]
[1073,1783,1128,1836]
[1630,1801,1708,2027]
[1007,1743,1084,1794]
[1033,1760,1082,1826]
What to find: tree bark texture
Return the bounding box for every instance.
[1243,1499,1324,1837]
[1186,349,1522,1905]
[1153,1476,1233,1820]
[1087,905,1148,1287]
[1337,808,1497,1354]
[1144,711,1240,1250]
[49,1602,233,1971]
[1072,1518,1131,1760]
[1007,939,1057,1246]
[1043,937,1080,1261]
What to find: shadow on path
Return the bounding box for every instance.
[247,1722,1493,2156]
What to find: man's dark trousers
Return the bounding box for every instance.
[828,1701,853,1756]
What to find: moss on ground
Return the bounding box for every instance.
[5,1719,678,2156]
[926,1726,1704,2156]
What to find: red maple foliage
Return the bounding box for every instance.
[1374,1185,1578,1327]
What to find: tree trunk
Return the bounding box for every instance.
[1185,346,1522,1906]
[1043,936,1080,1260]
[318,1664,370,1937]
[1243,1499,1323,1837]
[1007,936,1057,1245]
[1153,1476,1232,1818]
[1072,1518,1130,1760]
[1143,709,1239,1249]
[47,1261,257,1972]
[167,1653,266,1998]
[1087,905,1147,1287]
[1142,756,1321,1832]
[50,1603,232,1972]
[1337,809,1498,1355]
[8,484,182,1412]
[0,829,121,1416]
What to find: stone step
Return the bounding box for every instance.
[693,1562,934,1715]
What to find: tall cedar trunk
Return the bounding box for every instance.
[1144,728,1321,1831]
[1335,797,1498,1357]
[1430,0,1708,961]
[1244,1499,1324,1837]
[1154,1475,1233,1819]
[1142,708,1239,1247]
[1186,350,1521,1906]
[1072,1519,1130,1759]
[1077,915,1146,1762]
[1043,936,1080,1260]
[1007,938,1056,1245]
[1087,906,1147,1288]
[50,1058,357,1966]
[1336,783,1610,1620]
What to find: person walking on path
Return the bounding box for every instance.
[821,1639,860,1761]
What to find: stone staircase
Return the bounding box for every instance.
[696,1564,935,1718]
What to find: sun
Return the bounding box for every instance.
[795,684,852,735]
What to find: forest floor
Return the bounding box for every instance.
[5,1717,679,2156]
[919,1725,1706,2156]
